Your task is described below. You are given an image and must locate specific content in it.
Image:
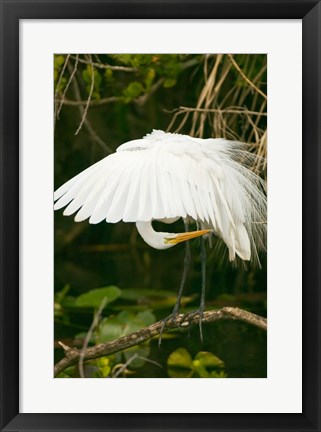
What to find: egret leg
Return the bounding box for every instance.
[158,222,191,347]
[199,235,207,341]
[185,235,206,342]
[172,222,191,315]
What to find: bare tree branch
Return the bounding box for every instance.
[56,54,79,120]
[54,96,120,107]
[54,54,71,121]
[75,54,95,135]
[174,106,267,117]
[134,78,165,106]
[69,54,137,72]
[111,354,162,378]
[54,307,267,377]
[68,63,113,154]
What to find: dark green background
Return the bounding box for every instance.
[54,54,267,378]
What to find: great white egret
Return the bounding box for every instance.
[54,130,267,342]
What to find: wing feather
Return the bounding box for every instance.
[106,169,134,223]
[75,170,121,222]
[137,164,152,221]
[168,171,187,219]
[122,170,142,221]
[54,130,266,264]
[54,158,107,202]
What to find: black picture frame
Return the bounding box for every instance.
[0,1,320,431]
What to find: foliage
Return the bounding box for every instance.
[167,348,228,378]
[75,286,121,308]
[54,53,267,379]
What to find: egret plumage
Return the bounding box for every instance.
[54,130,266,342]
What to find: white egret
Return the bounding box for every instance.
[54,130,266,343]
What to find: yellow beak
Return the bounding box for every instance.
[164,229,212,245]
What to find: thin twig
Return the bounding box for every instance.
[227,54,267,100]
[54,54,70,120]
[75,54,95,135]
[191,54,223,136]
[54,307,267,377]
[111,354,162,378]
[54,96,120,107]
[69,54,136,72]
[56,55,79,119]
[79,297,108,378]
[112,354,139,378]
[68,63,112,154]
[135,78,165,106]
[169,106,267,117]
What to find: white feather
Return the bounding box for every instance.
[54,130,266,263]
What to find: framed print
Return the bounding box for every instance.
[1,0,320,431]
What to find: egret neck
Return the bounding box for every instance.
[135,221,211,250]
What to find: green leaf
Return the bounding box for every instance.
[75,286,121,308]
[136,310,155,326]
[96,357,111,377]
[167,349,227,378]
[56,365,76,378]
[194,351,225,368]
[56,372,71,378]
[167,348,193,378]
[111,54,133,65]
[97,310,155,344]
[55,55,65,66]
[98,316,125,342]
[116,310,133,324]
[163,78,177,88]
[144,68,156,90]
[104,68,113,80]
[123,81,144,101]
[120,288,174,300]
[192,352,226,378]
[82,65,102,99]
[209,370,228,378]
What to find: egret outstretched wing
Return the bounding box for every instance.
[54,130,266,261]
